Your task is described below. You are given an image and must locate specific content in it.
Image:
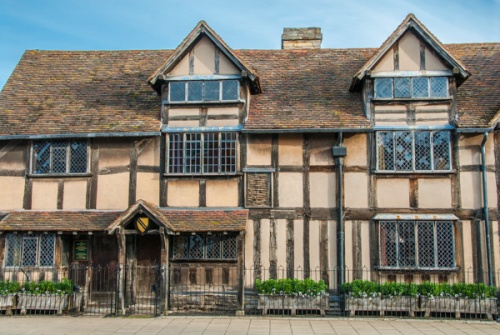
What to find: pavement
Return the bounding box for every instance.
[0,316,499,335]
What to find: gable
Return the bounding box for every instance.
[169,36,239,76]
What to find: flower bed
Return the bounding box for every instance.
[255,278,329,315]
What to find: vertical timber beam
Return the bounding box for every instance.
[23,144,32,209]
[269,219,277,278]
[236,231,245,315]
[352,221,362,280]
[57,179,64,210]
[319,221,329,285]
[129,140,138,206]
[286,219,294,279]
[303,134,311,279]
[116,230,126,315]
[253,219,261,279]
[87,141,99,209]
[160,134,167,207]
[159,228,169,315]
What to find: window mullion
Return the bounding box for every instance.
[182,134,186,174]
[395,221,400,268]
[392,132,397,172]
[49,143,53,174]
[411,132,416,172]
[66,141,70,173]
[433,221,438,268]
[414,221,419,268]
[218,133,222,174]
[200,133,205,174]
[430,132,435,172]
[219,81,223,101]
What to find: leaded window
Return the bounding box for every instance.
[376,131,451,172]
[379,220,455,270]
[172,233,238,260]
[168,80,239,103]
[374,77,449,99]
[167,132,237,175]
[32,140,88,175]
[4,234,56,267]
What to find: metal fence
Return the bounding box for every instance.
[0,265,498,320]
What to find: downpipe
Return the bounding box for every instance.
[480,132,493,287]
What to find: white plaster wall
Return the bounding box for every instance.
[344,134,367,167]
[294,219,304,279]
[461,220,474,281]
[167,180,199,207]
[260,219,270,270]
[373,48,394,72]
[245,219,254,270]
[344,172,369,208]
[169,108,200,117]
[376,178,410,208]
[63,179,87,209]
[32,180,58,210]
[327,220,338,289]
[360,221,371,271]
[278,134,303,166]
[309,220,320,277]
[398,32,420,71]
[278,173,303,207]
[246,135,272,166]
[193,37,215,75]
[459,134,496,166]
[344,220,353,271]
[460,172,482,208]
[309,172,336,208]
[206,118,240,127]
[425,48,447,71]
[99,142,130,169]
[136,172,159,204]
[0,144,25,170]
[206,179,238,207]
[418,178,452,208]
[309,135,335,166]
[0,176,25,210]
[276,219,287,271]
[96,173,129,209]
[137,138,159,167]
[168,120,199,128]
[218,50,239,74]
[169,54,189,76]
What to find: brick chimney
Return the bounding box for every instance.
[281,27,322,50]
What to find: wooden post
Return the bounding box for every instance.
[160,228,169,315]
[116,230,126,315]
[236,231,245,315]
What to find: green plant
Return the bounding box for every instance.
[21,278,73,295]
[255,278,327,297]
[0,281,20,296]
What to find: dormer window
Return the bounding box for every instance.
[374,76,448,99]
[168,79,239,103]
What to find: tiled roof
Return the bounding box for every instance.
[0,210,122,231]
[0,44,498,135]
[159,208,248,232]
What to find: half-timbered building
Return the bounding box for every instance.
[0,14,498,314]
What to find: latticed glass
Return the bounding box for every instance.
[418,221,435,267]
[204,81,220,101]
[432,131,451,170]
[70,141,87,173]
[189,235,204,258]
[395,131,413,170]
[185,133,201,173]
[22,237,38,267]
[222,234,237,259]
[169,82,186,102]
[206,234,221,259]
[33,141,51,174]
[375,78,393,98]
[376,132,394,170]
[398,221,416,267]
[414,132,431,170]
[436,221,454,268]
[412,77,429,97]
[39,234,55,266]
[173,235,188,259]
[52,141,67,173]
[379,221,397,267]
[222,80,239,100]
[203,133,219,173]
[394,77,411,98]
[187,81,203,101]
[430,77,448,97]
[168,134,184,173]
[6,234,21,266]
[220,132,237,173]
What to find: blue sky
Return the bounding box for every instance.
[1,0,498,89]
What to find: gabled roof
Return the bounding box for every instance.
[106,199,174,234]
[148,21,261,94]
[350,13,471,91]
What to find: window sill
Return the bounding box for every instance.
[170,259,237,263]
[374,170,455,175]
[376,267,458,273]
[163,172,242,178]
[163,100,245,106]
[28,173,92,179]
[372,97,451,102]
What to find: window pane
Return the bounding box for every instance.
[377,132,394,170]
[430,77,448,98]
[418,221,435,267]
[189,235,204,259]
[375,78,393,98]
[220,132,237,173]
[204,81,220,101]
[414,132,431,170]
[222,234,237,259]
[395,131,413,171]
[6,234,21,266]
[206,235,221,259]
[379,221,397,267]
[398,221,416,267]
[394,77,411,98]
[187,81,203,101]
[222,80,239,100]
[412,77,429,98]
[203,133,219,173]
[436,221,454,268]
[22,237,38,266]
[432,131,450,170]
[168,134,184,173]
[70,141,87,173]
[170,82,186,102]
[33,141,51,174]
[185,133,201,173]
[39,234,55,266]
[52,141,67,173]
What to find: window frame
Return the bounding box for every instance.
[171,233,238,261]
[374,76,449,99]
[4,233,56,268]
[168,79,240,103]
[378,220,456,271]
[166,132,238,175]
[31,140,89,176]
[375,130,452,173]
